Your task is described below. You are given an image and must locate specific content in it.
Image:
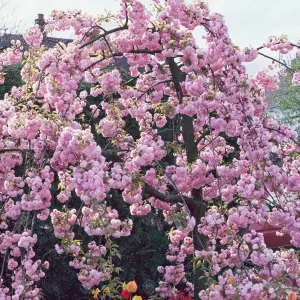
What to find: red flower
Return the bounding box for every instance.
[167,294,193,300]
[178,292,193,300]
[179,293,186,300]
[120,290,130,300]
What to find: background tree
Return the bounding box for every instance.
[273,57,300,134]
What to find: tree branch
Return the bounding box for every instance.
[136,79,172,101]
[144,182,194,207]
[263,125,300,146]
[257,42,300,52]
[167,57,198,163]
[82,49,162,72]
[79,5,129,49]
[257,52,295,72]
[0,148,32,154]
[102,150,123,162]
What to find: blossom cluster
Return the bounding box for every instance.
[0,0,300,299]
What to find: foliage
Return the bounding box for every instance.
[0,63,23,99]
[274,58,300,134]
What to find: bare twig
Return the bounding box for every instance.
[136,79,172,101]
[79,4,129,49]
[258,52,294,72]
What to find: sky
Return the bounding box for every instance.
[2,0,300,75]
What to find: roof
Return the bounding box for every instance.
[0,33,130,71]
[0,33,72,51]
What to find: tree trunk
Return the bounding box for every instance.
[167,56,208,298]
[192,203,207,299]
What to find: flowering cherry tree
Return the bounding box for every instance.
[0,0,300,299]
